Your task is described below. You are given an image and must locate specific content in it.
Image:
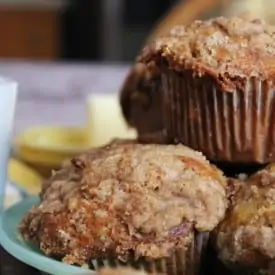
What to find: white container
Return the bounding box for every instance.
[0,78,17,212]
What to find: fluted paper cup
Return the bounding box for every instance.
[90,232,209,275]
[162,69,275,163]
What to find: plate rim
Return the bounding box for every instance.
[0,197,95,275]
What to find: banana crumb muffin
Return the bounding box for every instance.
[216,164,275,274]
[135,15,275,163]
[20,141,227,274]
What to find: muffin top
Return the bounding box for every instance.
[216,164,275,269]
[139,15,275,90]
[20,140,227,266]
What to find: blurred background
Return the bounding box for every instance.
[0,0,274,63]
[2,1,275,274]
[0,0,178,62]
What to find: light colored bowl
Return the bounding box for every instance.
[14,126,91,170]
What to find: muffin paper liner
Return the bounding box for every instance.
[161,70,275,163]
[90,232,209,275]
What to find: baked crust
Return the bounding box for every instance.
[139,15,275,91]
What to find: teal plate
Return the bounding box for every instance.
[0,197,95,275]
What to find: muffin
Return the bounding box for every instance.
[215,164,275,274]
[120,62,165,143]
[135,15,275,163]
[20,141,227,275]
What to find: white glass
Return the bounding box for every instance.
[0,78,17,213]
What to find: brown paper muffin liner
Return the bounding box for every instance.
[161,69,275,163]
[90,232,209,275]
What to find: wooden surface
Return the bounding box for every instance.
[0,9,59,60]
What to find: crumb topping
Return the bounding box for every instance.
[139,15,275,90]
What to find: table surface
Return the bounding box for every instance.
[0,61,130,274]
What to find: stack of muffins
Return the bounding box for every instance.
[120,14,275,275]
[19,15,275,275]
